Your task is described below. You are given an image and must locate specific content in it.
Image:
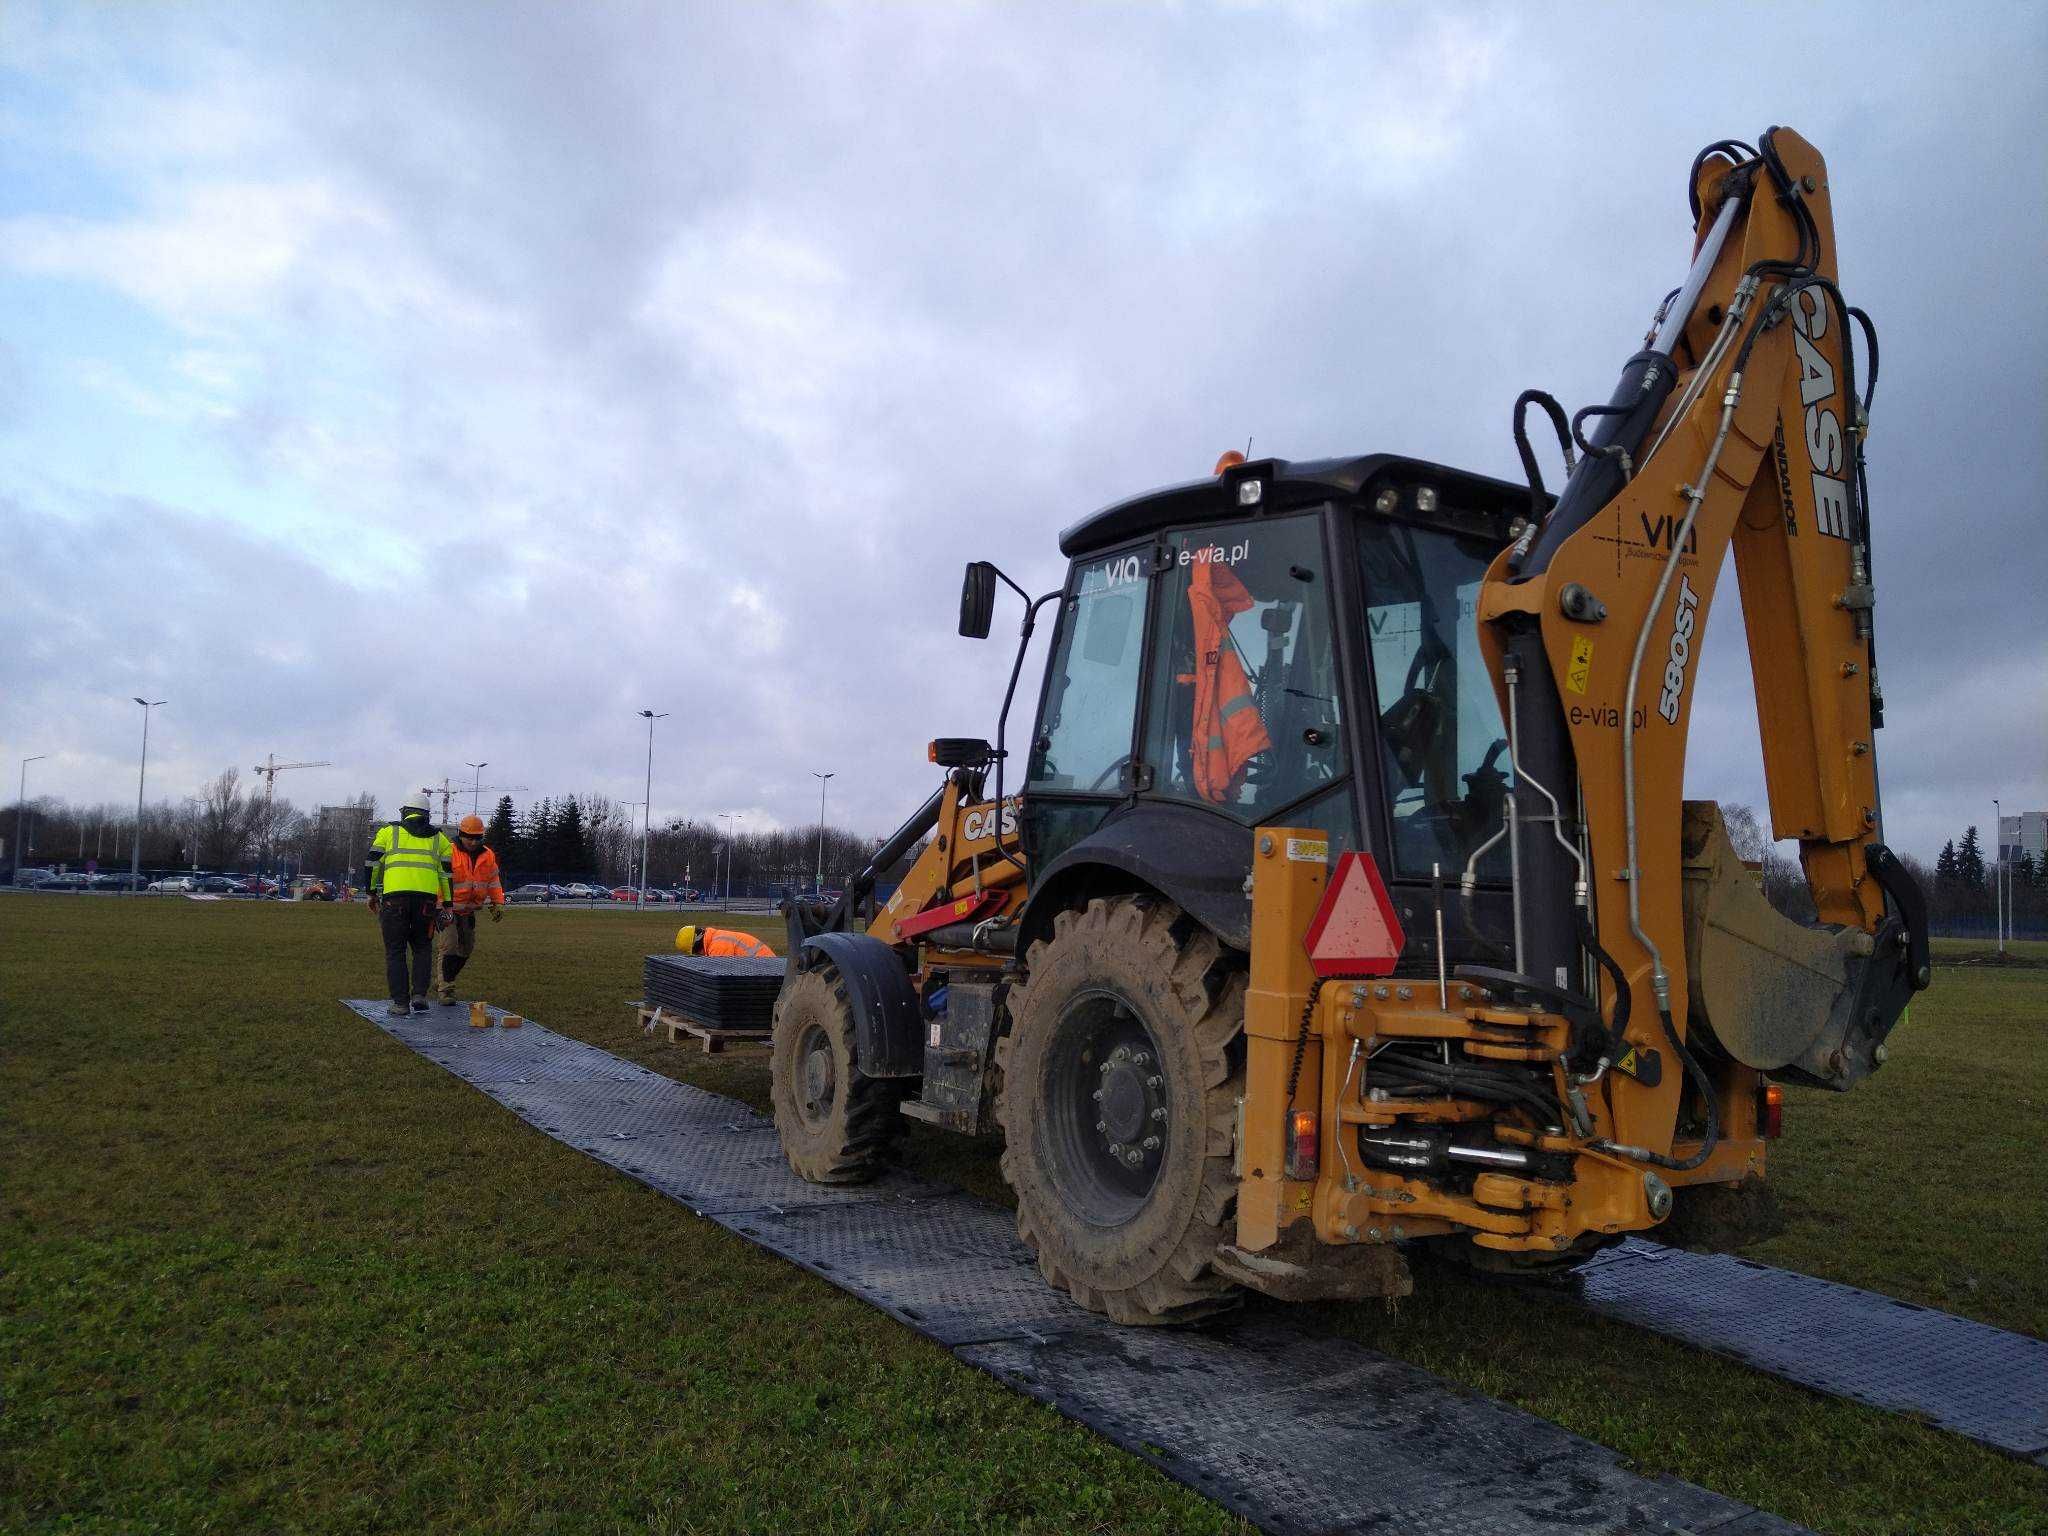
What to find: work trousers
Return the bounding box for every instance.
[378,892,437,1005]
[434,910,479,995]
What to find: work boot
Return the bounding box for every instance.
[410,996,431,1014]
[435,984,456,1006]
[385,1000,409,1018]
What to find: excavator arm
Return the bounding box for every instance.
[1477,128,1929,1165]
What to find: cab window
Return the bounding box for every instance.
[1357,520,1512,880]
[1027,550,1149,793]
[1141,514,1345,819]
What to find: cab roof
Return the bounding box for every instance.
[1058,453,1533,559]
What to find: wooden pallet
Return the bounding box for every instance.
[635,1004,770,1056]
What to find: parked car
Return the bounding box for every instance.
[92,872,144,892]
[610,885,671,903]
[9,867,56,888]
[233,875,280,896]
[148,876,197,894]
[194,875,240,894]
[38,871,91,890]
[508,883,555,904]
[671,887,701,903]
[291,876,336,900]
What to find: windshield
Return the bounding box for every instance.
[1357,520,1513,880]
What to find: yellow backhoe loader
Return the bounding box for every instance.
[772,126,1930,1322]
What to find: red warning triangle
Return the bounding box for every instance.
[1302,851,1405,978]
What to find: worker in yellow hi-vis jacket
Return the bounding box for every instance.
[364,793,455,1017]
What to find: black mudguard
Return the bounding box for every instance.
[798,931,924,1079]
[1021,802,1255,953]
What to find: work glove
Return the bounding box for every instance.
[368,893,381,914]
[489,905,503,924]
[435,908,453,931]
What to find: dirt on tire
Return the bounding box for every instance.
[770,964,905,1184]
[997,895,1245,1324]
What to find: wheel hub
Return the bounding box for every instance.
[798,1026,836,1123]
[1048,1002,1170,1217]
[1099,1057,1155,1145]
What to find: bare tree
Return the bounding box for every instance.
[191,769,264,867]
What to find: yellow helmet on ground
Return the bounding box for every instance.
[675,925,699,954]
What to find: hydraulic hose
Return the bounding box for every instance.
[1512,389,1574,521]
[1572,906,1630,1083]
[1596,1008,1719,1172]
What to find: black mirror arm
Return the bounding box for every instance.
[990,588,1063,873]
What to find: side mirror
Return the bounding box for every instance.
[959,560,997,639]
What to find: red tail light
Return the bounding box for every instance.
[1760,1082,1784,1139]
[1284,1108,1319,1180]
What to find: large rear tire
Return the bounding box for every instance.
[770,965,905,1183]
[997,896,1245,1324]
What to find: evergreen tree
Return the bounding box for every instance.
[486,795,516,854]
[1956,825,1986,888]
[527,797,555,877]
[554,797,591,877]
[1936,839,1958,882]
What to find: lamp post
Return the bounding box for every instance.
[466,761,489,817]
[717,811,741,901]
[812,771,834,896]
[131,700,165,893]
[637,711,667,906]
[13,754,46,884]
[1993,797,2005,955]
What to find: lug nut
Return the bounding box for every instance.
[1150,1106,1167,1121]
[1096,1120,1107,1133]
[1146,1074,1162,1087]
[1091,1089,1102,1101]
[1124,1150,1143,1167]
[1132,1052,1150,1066]
[1142,1135,1160,1151]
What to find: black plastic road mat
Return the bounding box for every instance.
[1573,1238,2048,1465]
[343,1001,1805,1535]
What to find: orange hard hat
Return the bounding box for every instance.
[458,814,486,835]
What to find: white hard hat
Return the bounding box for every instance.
[400,792,429,815]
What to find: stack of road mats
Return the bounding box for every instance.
[642,954,783,1030]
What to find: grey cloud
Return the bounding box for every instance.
[2,1,2043,859]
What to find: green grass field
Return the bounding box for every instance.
[4,900,2044,1534]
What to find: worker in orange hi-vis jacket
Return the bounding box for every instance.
[675,923,775,959]
[433,815,506,1004]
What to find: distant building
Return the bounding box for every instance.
[1998,811,2047,865]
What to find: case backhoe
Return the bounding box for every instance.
[771,127,1930,1322]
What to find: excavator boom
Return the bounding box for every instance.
[1478,127,1928,1128]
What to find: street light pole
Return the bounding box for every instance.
[131,699,165,893]
[14,754,47,884]
[466,762,489,817]
[1993,797,2005,955]
[637,711,667,906]
[812,771,834,895]
[717,811,741,901]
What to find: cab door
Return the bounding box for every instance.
[1020,544,1152,872]
[1136,510,1356,852]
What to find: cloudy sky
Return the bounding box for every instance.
[3,1,2043,858]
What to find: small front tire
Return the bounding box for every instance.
[770,964,905,1183]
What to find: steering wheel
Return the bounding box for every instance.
[1088,754,1133,792]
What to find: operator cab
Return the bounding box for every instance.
[1005,453,1534,971]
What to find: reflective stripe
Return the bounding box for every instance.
[1220,693,1258,721]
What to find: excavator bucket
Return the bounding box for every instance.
[1680,802,1911,1090]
